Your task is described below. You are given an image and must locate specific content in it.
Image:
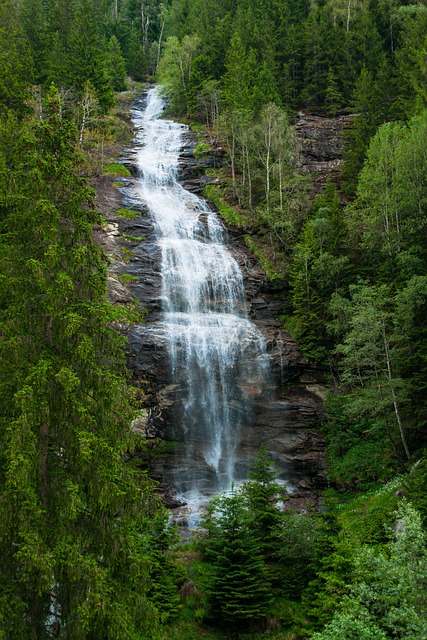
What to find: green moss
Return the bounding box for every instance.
[122,234,146,242]
[203,185,247,227]
[244,235,285,284]
[121,247,135,257]
[119,274,139,283]
[104,162,131,177]
[115,208,138,219]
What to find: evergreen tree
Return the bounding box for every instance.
[0,86,167,639]
[67,0,115,111]
[106,35,127,91]
[0,0,34,116]
[200,489,273,629]
[342,66,389,194]
[324,67,343,115]
[243,446,286,559]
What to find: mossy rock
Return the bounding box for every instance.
[119,274,139,283]
[115,208,138,219]
[123,233,146,242]
[104,163,131,177]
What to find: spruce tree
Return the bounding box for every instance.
[200,490,273,630]
[67,0,114,111]
[243,446,286,559]
[0,86,167,639]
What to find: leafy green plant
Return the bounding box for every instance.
[244,235,285,283]
[203,185,247,227]
[194,141,210,159]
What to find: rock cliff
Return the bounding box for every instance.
[95,94,332,512]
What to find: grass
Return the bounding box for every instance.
[203,185,247,227]
[123,233,146,242]
[104,162,131,177]
[243,235,285,284]
[115,208,139,219]
[121,247,136,257]
[119,274,139,283]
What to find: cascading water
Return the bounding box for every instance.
[132,87,270,508]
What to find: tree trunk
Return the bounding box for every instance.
[382,322,410,460]
[156,18,165,72]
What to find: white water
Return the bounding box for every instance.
[133,88,270,503]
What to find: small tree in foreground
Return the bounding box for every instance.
[200,490,273,631]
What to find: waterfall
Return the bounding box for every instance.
[132,87,270,506]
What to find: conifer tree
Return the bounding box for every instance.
[200,490,273,629]
[67,0,115,111]
[0,86,168,639]
[243,446,286,559]
[106,35,128,92]
[0,0,34,116]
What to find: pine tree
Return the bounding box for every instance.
[324,67,343,115]
[0,0,34,116]
[106,35,128,92]
[243,446,286,559]
[67,0,114,111]
[0,86,167,639]
[200,490,273,629]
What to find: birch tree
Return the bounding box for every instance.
[158,34,200,113]
[330,284,411,460]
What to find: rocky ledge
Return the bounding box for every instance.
[295,111,354,191]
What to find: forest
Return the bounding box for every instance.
[0,0,426,638]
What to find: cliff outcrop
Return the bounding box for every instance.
[94,94,343,512]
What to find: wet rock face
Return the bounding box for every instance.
[295,112,354,191]
[96,98,327,508]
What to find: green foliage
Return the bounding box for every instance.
[106,35,128,92]
[123,234,146,242]
[67,0,114,112]
[104,162,132,177]
[199,489,273,629]
[193,140,210,158]
[289,182,349,360]
[0,0,34,116]
[0,86,173,639]
[243,446,287,559]
[404,458,427,527]
[203,184,247,227]
[119,273,140,283]
[115,208,139,218]
[158,35,201,114]
[244,235,285,284]
[313,501,427,639]
[329,283,411,459]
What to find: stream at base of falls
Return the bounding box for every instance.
[126,87,288,525]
